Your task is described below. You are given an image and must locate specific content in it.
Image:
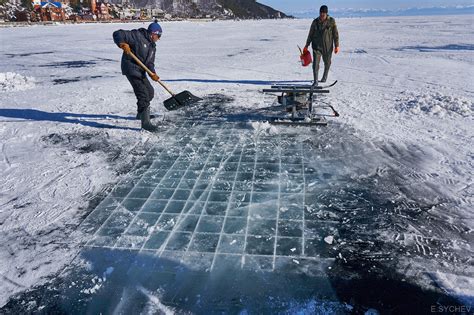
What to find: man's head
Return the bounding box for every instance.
[148,21,162,42]
[319,5,328,20]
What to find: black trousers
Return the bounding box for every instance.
[312,50,332,81]
[126,75,154,113]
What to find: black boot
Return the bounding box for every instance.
[312,71,319,87]
[321,68,329,83]
[139,107,158,132]
[136,113,157,120]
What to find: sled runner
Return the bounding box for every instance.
[270,80,338,90]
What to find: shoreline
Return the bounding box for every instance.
[1,13,472,28]
[0,17,295,28]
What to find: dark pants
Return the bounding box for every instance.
[126,75,154,114]
[312,50,332,82]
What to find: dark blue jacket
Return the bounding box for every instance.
[113,28,156,78]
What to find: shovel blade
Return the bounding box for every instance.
[163,91,202,111]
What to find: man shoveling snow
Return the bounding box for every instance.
[113,21,162,132]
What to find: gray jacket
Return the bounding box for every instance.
[306,16,339,55]
[113,28,156,78]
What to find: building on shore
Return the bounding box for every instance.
[32,0,66,21]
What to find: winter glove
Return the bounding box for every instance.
[334,46,340,54]
[119,43,131,55]
[150,73,160,82]
[303,46,309,53]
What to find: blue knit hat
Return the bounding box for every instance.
[148,21,162,36]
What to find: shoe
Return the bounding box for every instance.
[321,69,329,83]
[139,107,158,132]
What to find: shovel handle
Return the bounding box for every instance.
[127,51,175,97]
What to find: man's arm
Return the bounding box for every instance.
[332,19,339,48]
[113,29,132,47]
[305,20,316,48]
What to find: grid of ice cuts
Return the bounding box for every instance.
[82,123,337,272]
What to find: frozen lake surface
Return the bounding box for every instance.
[0,15,473,313]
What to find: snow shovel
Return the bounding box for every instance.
[128,51,202,111]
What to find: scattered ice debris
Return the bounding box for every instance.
[81,276,103,295]
[324,236,334,245]
[290,248,297,252]
[397,91,472,117]
[0,72,36,92]
[250,121,278,135]
[292,259,300,265]
[230,239,237,245]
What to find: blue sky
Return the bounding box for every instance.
[258,0,473,13]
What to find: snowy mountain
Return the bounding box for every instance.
[124,0,289,18]
[1,0,289,20]
[214,0,288,19]
[291,5,474,18]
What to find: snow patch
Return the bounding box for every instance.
[432,271,474,307]
[137,286,176,315]
[0,72,36,92]
[250,121,278,135]
[397,91,473,117]
[283,298,354,314]
[80,267,115,295]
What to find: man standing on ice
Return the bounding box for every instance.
[113,21,162,132]
[304,5,339,86]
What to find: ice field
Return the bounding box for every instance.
[0,15,473,313]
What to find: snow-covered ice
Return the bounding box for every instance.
[397,91,472,117]
[0,15,473,313]
[0,72,36,92]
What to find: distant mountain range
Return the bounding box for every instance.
[291,5,474,18]
[216,0,289,19]
[123,0,290,19]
